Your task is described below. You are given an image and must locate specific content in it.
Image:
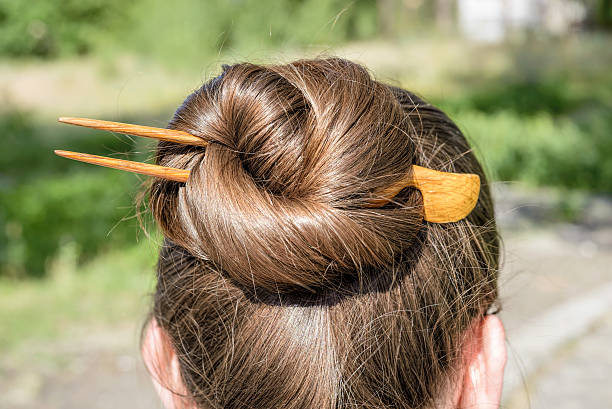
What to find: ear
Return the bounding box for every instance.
[141,317,195,409]
[457,315,507,409]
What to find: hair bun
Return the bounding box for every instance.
[150,59,424,293]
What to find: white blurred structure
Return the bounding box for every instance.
[456,0,588,42]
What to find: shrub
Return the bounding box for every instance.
[453,110,611,192]
[0,171,144,278]
[0,0,128,57]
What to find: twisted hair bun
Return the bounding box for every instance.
[150,58,425,293]
[148,58,499,409]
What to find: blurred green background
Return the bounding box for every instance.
[1,0,611,407]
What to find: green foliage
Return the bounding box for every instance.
[0,171,143,278]
[443,78,590,116]
[0,110,153,278]
[453,110,611,191]
[0,0,377,60]
[0,0,128,57]
[0,109,143,182]
[595,0,612,27]
[122,0,376,66]
[436,71,612,193]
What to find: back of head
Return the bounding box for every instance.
[148,57,499,409]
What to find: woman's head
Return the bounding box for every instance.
[143,57,505,409]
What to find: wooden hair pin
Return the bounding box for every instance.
[55,117,480,223]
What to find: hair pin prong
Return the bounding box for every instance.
[54,150,190,182]
[58,117,208,147]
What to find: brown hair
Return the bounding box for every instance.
[147,57,499,409]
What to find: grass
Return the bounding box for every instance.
[0,239,159,353]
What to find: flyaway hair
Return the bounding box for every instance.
[55,57,499,409]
